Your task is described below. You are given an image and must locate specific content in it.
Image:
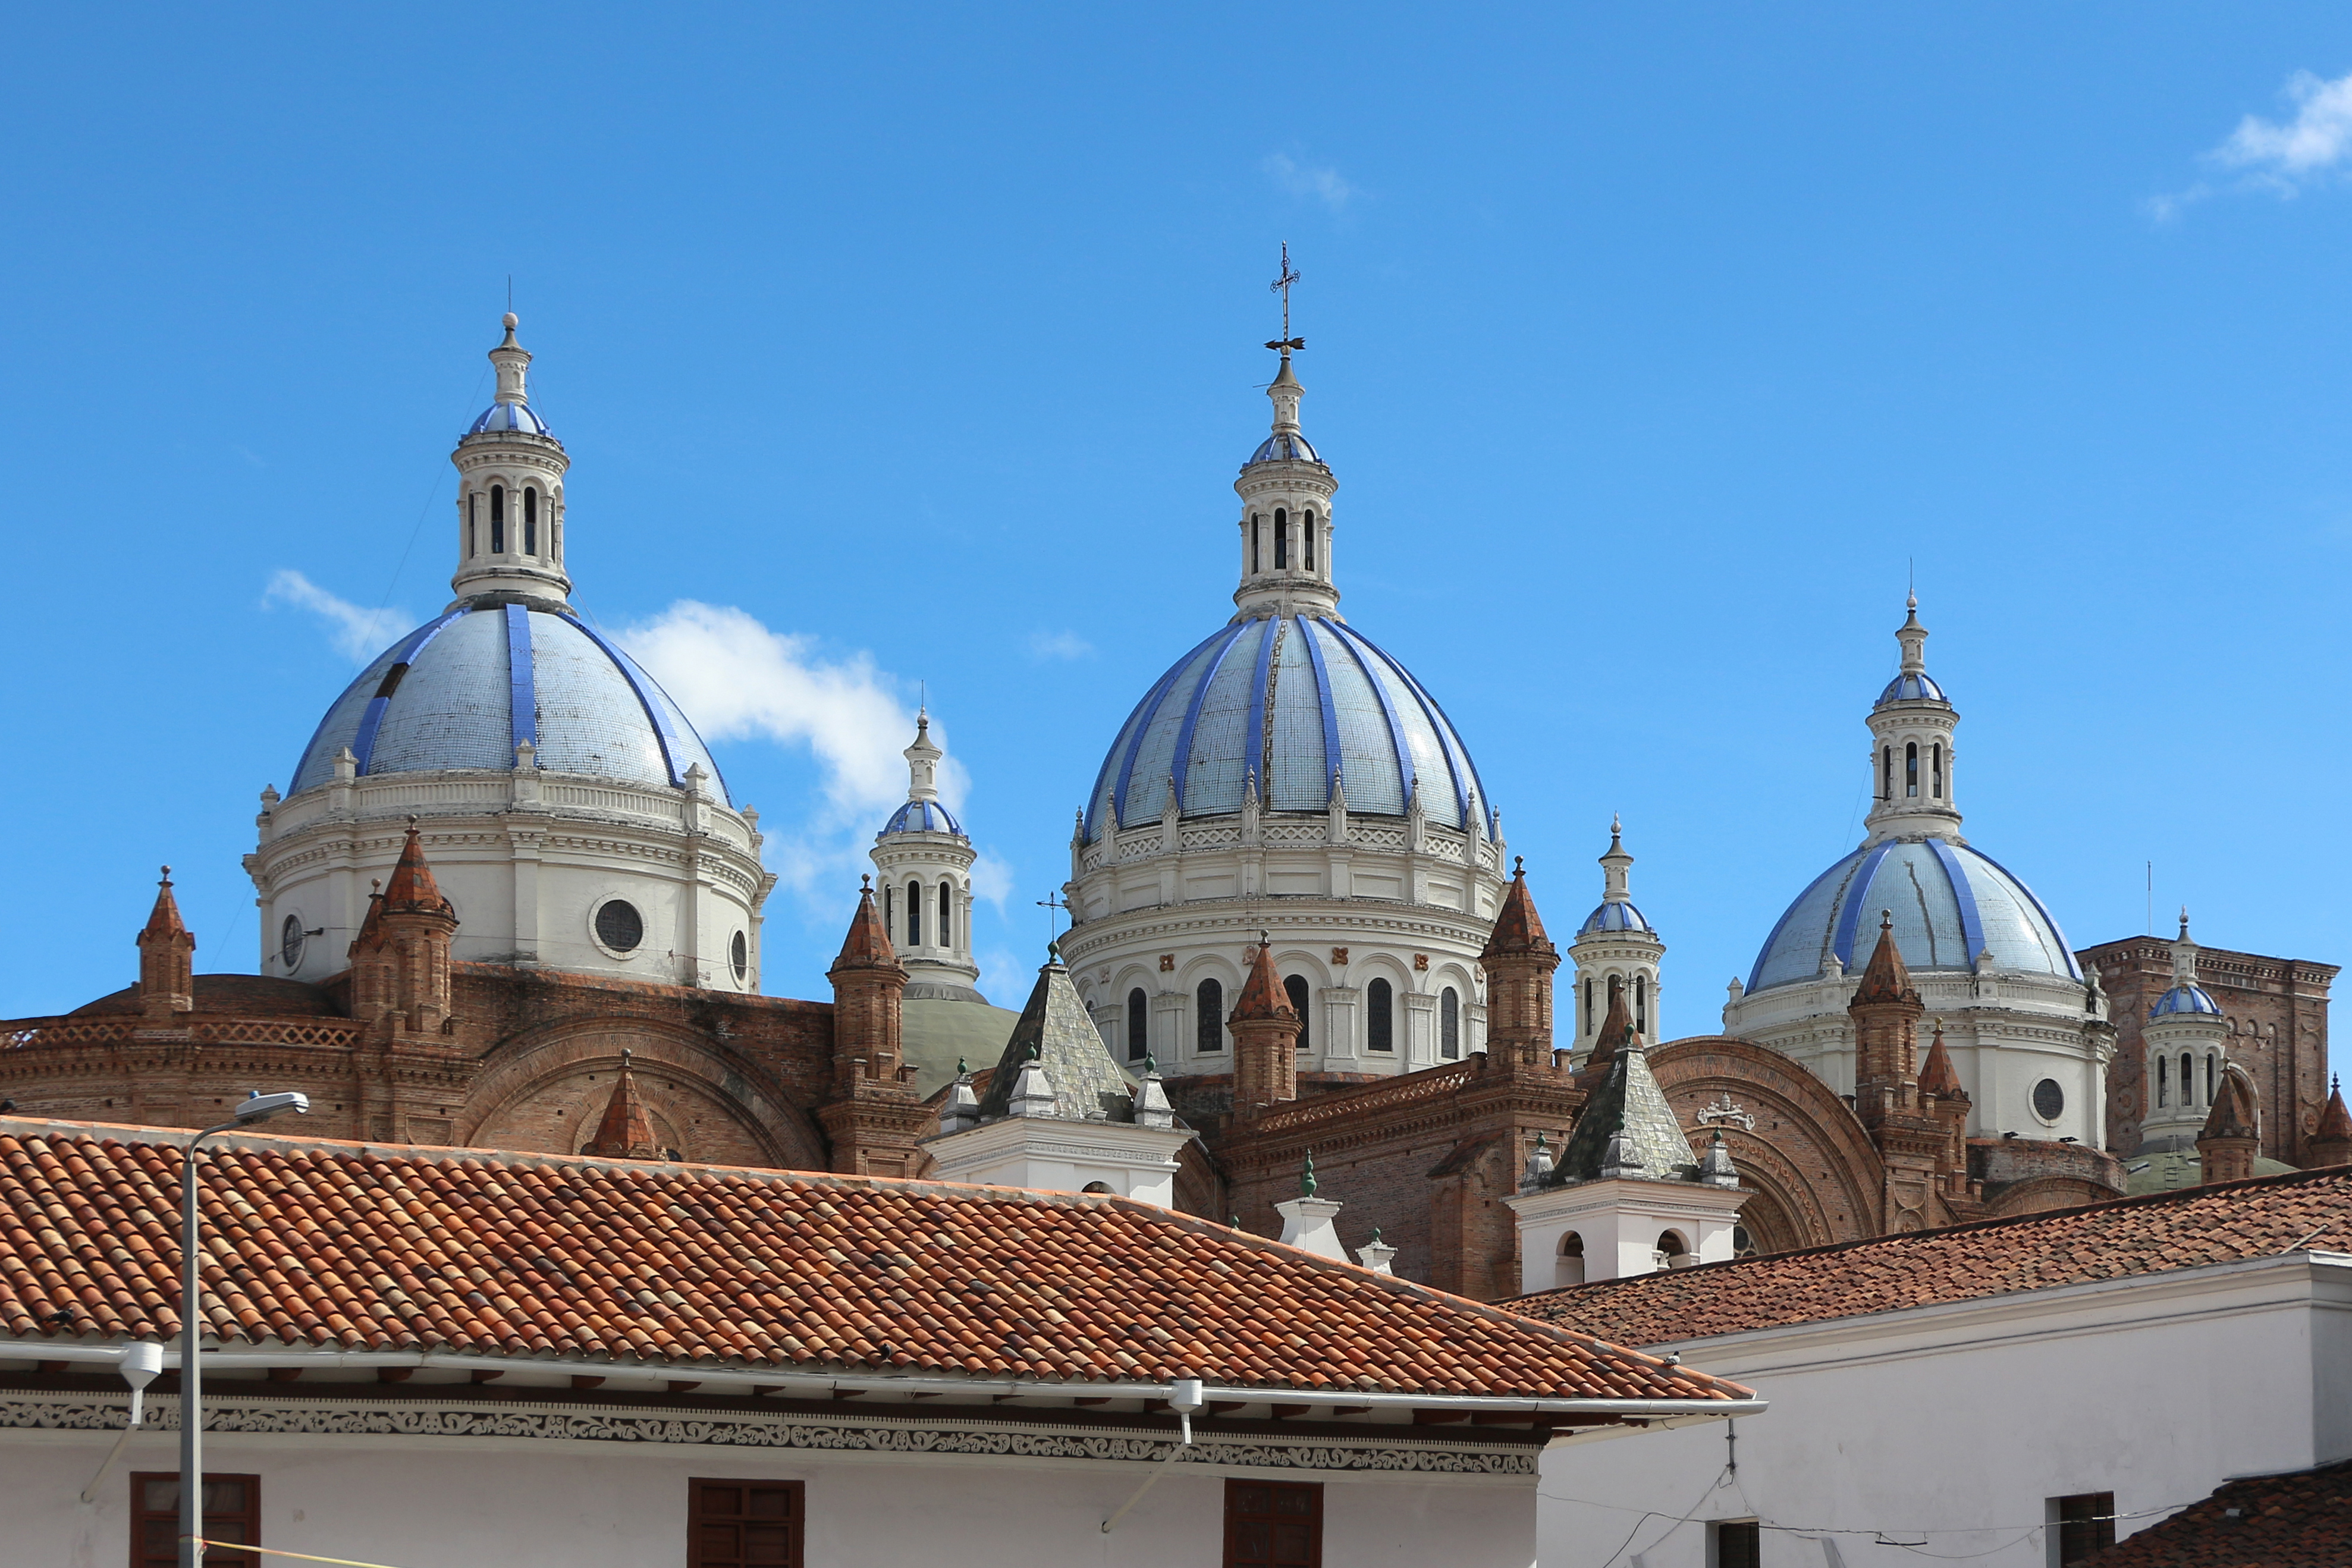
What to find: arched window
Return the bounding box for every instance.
[1283,975,1312,1052]
[883,884,893,932]
[2182,1053,2196,1107]
[1905,741,1919,798]
[1304,507,1317,571]
[1274,507,1288,569]
[1583,978,1594,1038]
[1635,975,1648,1036]
[1367,978,1394,1052]
[1557,1231,1585,1287]
[1251,514,1262,574]
[523,486,538,555]
[938,881,953,949]
[1441,986,1461,1059]
[489,485,506,553]
[1127,988,1149,1061]
[1882,746,1892,800]
[1657,1230,1691,1267]
[1933,742,1945,799]
[467,494,478,557]
[1196,978,1224,1054]
[905,879,922,947]
[2206,1052,2217,1104]
[2156,1054,2168,1107]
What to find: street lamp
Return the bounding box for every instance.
[180,1091,308,1568]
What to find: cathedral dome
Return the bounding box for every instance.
[468,401,554,437]
[1746,838,2080,995]
[288,603,726,802]
[882,798,962,836]
[1082,614,1490,840]
[1578,900,1651,936]
[2150,982,2222,1017]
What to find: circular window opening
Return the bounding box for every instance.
[2033,1078,2065,1122]
[730,930,749,983]
[279,914,306,969]
[595,899,645,954]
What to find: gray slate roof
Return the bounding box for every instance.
[1550,1041,1700,1185]
[976,958,1138,1122]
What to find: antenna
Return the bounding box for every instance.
[1266,242,1305,354]
[2146,860,2154,937]
[507,275,513,315]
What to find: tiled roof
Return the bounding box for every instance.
[1232,940,1293,1023]
[2087,1457,2352,1567]
[1512,1166,2352,1347]
[0,1119,1749,1404]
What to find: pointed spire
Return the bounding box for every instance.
[831,875,900,971]
[136,865,197,1018]
[975,948,1138,1122]
[903,711,943,803]
[1483,856,1556,961]
[1895,593,1928,675]
[1233,934,1296,1024]
[582,1049,661,1159]
[380,819,454,918]
[489,312,532,407]
[2202,1071,2260,1142]
[1852,912,1918,1005]
[1598,817,1634,906]
[1919,1021,1966,1100]
[2310,1076,2352,1166]
[351,878,387,954]
[140,867,190,944]
[1584,974,1636,1077]
[2171,908,2202,986]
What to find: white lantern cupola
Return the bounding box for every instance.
[2139,909,2229,1152]
[870,712,982,1001]
[450,314,571,607]
[1233,346,1340,621]
[1863,596,1961,844]
[1569,817,1666,1061]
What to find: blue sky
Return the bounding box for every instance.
[5,6,2352,1029]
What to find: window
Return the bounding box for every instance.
[1441,986,1461,1059]
[1905,741,1919,797]
[1197,978,1224,1053]
[1251,513,1262,574]
[938,881,953,949]
[1933,742,1945,799]
[467,492,478,557]
[2032,1077,2065,1121]
[490,483,505,553]
[1635,975,1648,1036]
[1128,987,1149,1061]
[595,898,644,954]
[1284,975,1312,1052]
[524,486,538,554]
[1367,978,1394,1052]
[1583,978,1593,1038]
[1657,1230,1690,1264]
[1274,507,1288,568]
[882,884,893,932]
[905,879,921,947]
[2182,1054,2195,1107]
[1710,1520,1761,1568]
[134,1472,259,1568]
[689,1478,803,1568]
[730,931,749,984]
[1556,1231,1585,1287]
[1225,1478,1321,1567]
[2050,1492,2115,1565]
[1882,746,1892,800]
[2156,1054,2168,1107]
[1304,507,1317,570]
[2206,1052,2217,1104]
[279,913,306,970]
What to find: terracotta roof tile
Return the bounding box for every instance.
[1513,1166,2352,1346]
[0,1119,1748,1404]
[2086,1456,2352,1567]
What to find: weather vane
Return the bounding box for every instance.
[1035,890,1069,950]
[1266,241,1304,354]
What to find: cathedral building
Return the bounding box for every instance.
[0,310,2338,1309]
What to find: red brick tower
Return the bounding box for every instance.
[350,822,458,1036]
[1577,975,1635,1089]
[2199,1072,2262,1184]
[1848,912,1945,1229]
[2312,1077,2352,1168]
[820,878,926,1176]
[1918,1020,1973,1201]
[134,868,196,1024]
[1229,935,1302,1115]
[1483,859,1561,1069]
[582,1048,661,1159]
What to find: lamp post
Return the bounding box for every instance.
[180,1091,308,1568]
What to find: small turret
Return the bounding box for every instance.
[135,868,196,1023]
[1229,934,1303,1113]
[1483,859,1562,1069]
[2197,1070,2262,1184]
[1569,821,1663,1057]
[582,1049,661,1160]
[2310,1077,2352,1168]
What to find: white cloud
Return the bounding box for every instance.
[264,570,411,662]
[969,850,1016,910]
[1263,152,1355,212]
[1026,630,1094,661]
[2155,69,2352,218]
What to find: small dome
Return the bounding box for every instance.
[290,603,724,800]
[1748,837,2080,994]
[881,799,964,837]
[1579,900,1651,936]
[2150,983,2222,1018]
[1876,670,1946,705]
[1246,431,1321,466]
[469,401,554,438]
[1084,614,1491,841]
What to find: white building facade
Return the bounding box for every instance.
[1061,351,1509,1080]
[244,317,774,992]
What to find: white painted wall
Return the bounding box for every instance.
[1536,1252,2352,1567]
[4,1423,1535,1568]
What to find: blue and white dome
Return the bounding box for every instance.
[289,603,726,801]
[2151,982,2222,1018]
[1248,431,1321,466]
[469,401,554,437]
[881,799,963,837]
[1747,838,2080,994]
[1579,900,1652,937]
[1084,614,1490,840]
[1876,670,1946,705]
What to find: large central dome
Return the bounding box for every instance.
[1084,613,1488,838]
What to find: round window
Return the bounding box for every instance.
[730,930,749,983]
[595,899,645,954]
[279,914,306,969]
[2032,1078,2065,1122]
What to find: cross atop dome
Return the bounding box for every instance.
[1233,257,1339,620]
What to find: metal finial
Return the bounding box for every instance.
[956,1057,968,1077]
[621,1047,633,1066]
[1266,241,1305,353]
[1026,1040,1041,1062]
[861,873,871,891]
[1371,1226,1383,1245]
[1300,1149,1318,1199]
[1514,855,1525,876]
[1143,1053,1157,1076]
[159,865,171,881]
[1232,1215,1243,1229]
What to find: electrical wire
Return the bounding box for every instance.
[1587,1465,1731,1568]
